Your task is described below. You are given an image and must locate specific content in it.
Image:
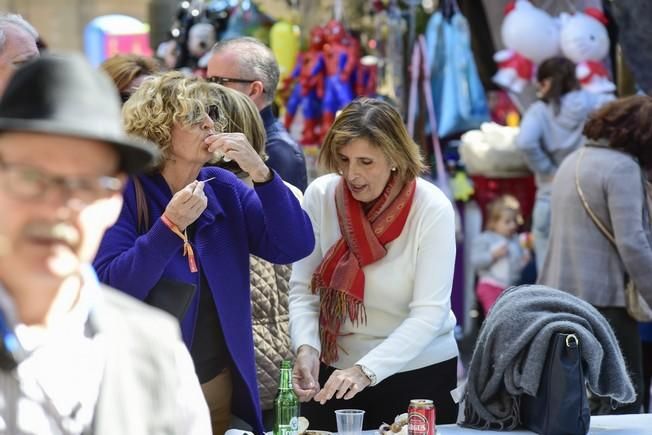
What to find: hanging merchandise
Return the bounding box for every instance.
[187,22,217,71]
[283,26,326,145]
[220,0,275,44]
[408,34,451,199]
[160,0,231,74]
[269,12,300,84]
[424,0,490,138]
[559,8,615,94]
[492,0,560,94]
[321,19,360,139]
[381,0,407,114]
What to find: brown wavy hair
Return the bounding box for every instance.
[101,54,160,93]
[319,98,426,181]
[583,95,652,169]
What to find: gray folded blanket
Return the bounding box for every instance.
[462,285,635,430]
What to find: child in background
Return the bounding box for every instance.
[471,195,530,314]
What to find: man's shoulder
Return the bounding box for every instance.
[265,121,303,153]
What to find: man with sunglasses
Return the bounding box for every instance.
[207,36,308,191]
[0,13,39,96]
[0,54,210,433]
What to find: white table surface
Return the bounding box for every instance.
[228,414,652,435]
[434,414,652,434]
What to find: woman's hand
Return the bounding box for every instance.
[205,133,271,183]
[293,345,321,402]
[162,180,208,231]
[313,365,371,404]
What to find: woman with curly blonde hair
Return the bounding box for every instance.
[93,71,315,434]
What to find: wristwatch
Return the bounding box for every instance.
[356,363,377,386]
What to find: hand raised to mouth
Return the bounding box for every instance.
[205,133,271,183]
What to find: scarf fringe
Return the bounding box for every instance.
[316,284,367,365]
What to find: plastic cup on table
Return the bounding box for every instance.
[334,409,365,435]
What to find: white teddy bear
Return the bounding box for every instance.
[493,0,560,93]
[560,8,615,94]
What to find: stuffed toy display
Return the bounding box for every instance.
[493,0,560,93]
[283,26,326,145]
[162,0,272,74]
[188,22,217,72]
[559,8,615,93]
[280,19,383,145]
[321,19,359,136]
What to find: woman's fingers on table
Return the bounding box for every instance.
[314,367,370,404]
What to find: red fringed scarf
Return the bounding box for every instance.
[311,175,416,364]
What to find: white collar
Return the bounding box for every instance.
[0,264,100,352]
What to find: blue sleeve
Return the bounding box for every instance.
[471,233,495,270]
[241,170,315,263]
[516,104,556,176]
[265,134,308,192]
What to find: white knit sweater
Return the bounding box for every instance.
[289,174,458,384]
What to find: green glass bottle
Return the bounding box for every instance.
[273,360,300,435]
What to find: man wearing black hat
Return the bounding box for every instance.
[0,54,210,433]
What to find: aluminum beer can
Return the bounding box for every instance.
[407,399,436,435]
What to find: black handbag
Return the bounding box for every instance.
[144,278,196,322]
[520,332,590,435]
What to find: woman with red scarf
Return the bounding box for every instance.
[289,98,459,431]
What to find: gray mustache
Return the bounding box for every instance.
[24,223,80,247]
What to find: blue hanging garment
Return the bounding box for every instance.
[425,6,489,137]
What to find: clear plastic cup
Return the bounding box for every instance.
[335,409,364,435]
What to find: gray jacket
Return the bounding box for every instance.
[463,285,635,430]
[470,231,526,287]
[539,145,652,308]
[92,287,210,434]
[516,90,613,195]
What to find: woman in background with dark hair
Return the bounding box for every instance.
[515,56,613,272]
[540,95,652,414]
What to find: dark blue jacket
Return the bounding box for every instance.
[261,106,308,191]
[93,167,315,435]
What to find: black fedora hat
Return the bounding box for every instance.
[0,53,158,174]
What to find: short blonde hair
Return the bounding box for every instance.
[319,98,426,180]
[123,71,227,171]
[486,195,523,229]
[101,54,160,93]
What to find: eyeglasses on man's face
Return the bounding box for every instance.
[0,157,124,205]
[207,75,256,86]
[207,75,265,93]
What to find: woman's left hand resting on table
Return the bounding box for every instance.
[205,132,271,182]
[313,365,372,404]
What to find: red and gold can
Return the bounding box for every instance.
[408,399,436,435]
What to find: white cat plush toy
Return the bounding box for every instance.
[560,8,615,93]
[493,0,560,93]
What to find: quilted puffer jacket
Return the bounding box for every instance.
[250,254,294,410]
